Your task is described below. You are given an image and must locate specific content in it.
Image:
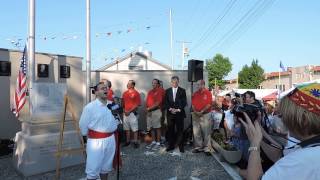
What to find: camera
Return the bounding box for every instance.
[232,103,262,122]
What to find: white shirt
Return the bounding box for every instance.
[224,110,234,130]
[172,87,178,101]
[211,111,223,130]
[79,99,118,135]
[263,146,320,180]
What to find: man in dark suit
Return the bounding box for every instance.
[164,76,187,153]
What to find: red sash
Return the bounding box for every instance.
[88,129,114,139]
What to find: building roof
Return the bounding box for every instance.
[0,48,83,59]
[97,51,171,71]
[313,66,320,72]
[265,71,291,79]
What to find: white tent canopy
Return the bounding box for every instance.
[218,89,279,100]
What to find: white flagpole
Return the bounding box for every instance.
[278,66,281,99]
[28,0,35,118]
[169,8,174,70]
[86,0,91,104]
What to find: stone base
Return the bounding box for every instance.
[13,130,84,177]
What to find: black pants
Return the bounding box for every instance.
[167,114,184,148]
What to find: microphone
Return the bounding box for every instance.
[107,103,120,111]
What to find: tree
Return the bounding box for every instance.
[238,59,264,89]
[205,54,232,89]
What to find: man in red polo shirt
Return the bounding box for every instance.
[145,79,164,150]
[122,80,141,148]
[191,79,213,155]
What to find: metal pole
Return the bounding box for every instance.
[169,9,174,70]
[309,65,312,81]
[86,0,91,104]
[177,41,191,70]
[278,67,281,99]
[182,42,184,70]
[28,0,35,118]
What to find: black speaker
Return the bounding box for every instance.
[188,60,203,82]
[60,65,70,78]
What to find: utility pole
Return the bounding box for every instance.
[176,41,191,70]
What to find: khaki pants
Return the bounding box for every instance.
[192,112,211,152]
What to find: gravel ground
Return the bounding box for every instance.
[0,144,233,180]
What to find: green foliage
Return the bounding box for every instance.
[205,54,232,88]
[238,59,265,89]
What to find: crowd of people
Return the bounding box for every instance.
[79,76,320,180]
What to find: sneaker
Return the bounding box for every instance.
[166,146,175,152]
[192,148,203,153]
[151,143,161,151]
[146,141,156,149]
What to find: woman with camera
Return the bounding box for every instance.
[239,83,320,180]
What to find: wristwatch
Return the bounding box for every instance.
[248,146,259,152]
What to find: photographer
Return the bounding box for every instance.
[234,91,282,177]
[239,83,320,180]
[79,82,119,180]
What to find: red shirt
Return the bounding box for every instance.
[192,88,212,112]
[107,89,114,101]
[122,89,141,112]
[146,87,163,109]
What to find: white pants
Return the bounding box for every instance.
[86,135,116,179]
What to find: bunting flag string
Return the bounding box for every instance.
[3,24,154,44]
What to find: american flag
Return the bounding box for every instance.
[13,46,27,117]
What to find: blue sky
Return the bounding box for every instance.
[1,0,319,79]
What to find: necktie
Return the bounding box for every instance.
[173,88,176,102]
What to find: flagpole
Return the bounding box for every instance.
[278,66,281,99]
[169,8,174,70]
[86,0,91,104]
[309,65,312,81]
[28,0,35,118]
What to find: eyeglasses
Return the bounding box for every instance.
[98,87,108,90]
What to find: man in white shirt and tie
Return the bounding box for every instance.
[164,76,187,153]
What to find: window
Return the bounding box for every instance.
[276,84,285,91]
[128,65,143,70]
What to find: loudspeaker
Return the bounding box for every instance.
[60,65,70,78]
[188,60,203,82]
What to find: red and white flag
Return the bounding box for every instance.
[13,46,27,117]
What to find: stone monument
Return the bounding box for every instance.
[13,83,84,176]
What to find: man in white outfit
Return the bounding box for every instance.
[79,82,119,180]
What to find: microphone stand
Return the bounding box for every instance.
[114,113,122,180]
[108,97,123,180]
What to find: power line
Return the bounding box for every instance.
[190,0,237,53]
[218,0,276,52]
[200,0,275,59]
[186,0,218,40]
